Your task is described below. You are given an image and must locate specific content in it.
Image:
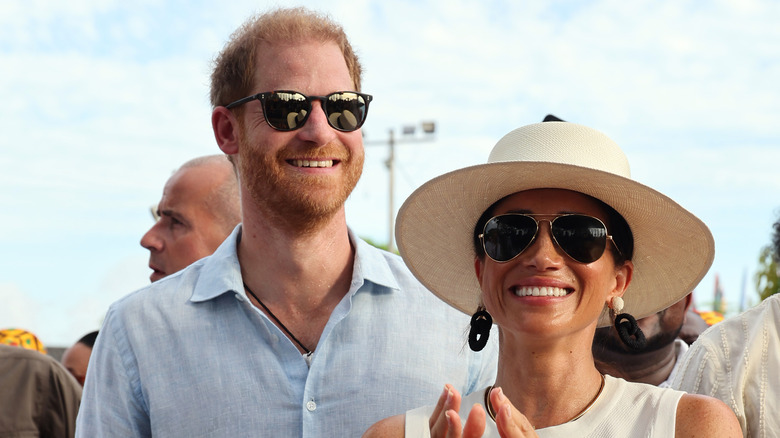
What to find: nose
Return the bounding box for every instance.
[140,223,163,252]
[519,221,564,269]
[296,101,339,145]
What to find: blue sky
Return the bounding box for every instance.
[2,0,779,346]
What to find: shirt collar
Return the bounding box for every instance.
[189,224,402,303]
[190,224,244,303]
[348,228,401,293]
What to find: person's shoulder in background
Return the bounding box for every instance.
[0,343,82,438]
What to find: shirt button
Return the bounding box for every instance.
[306,400,317,411]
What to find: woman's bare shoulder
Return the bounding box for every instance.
[362,414,406,438]
[675,393,742,437]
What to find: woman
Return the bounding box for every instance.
[364,122,741,437]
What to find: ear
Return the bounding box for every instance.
[682,292,693,312]
[212,106,240,155]
[608,259,634,303]
[474,256,484,285]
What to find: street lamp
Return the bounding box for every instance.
[366,121,436,252]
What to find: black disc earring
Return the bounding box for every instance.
[468,306,493,352]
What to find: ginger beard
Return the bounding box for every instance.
[236,126,364,230]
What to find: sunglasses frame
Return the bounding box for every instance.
[478,213,622,264]
[224,90,373,132]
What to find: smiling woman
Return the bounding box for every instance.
[363,121,742,437]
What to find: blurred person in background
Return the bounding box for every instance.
[678,306,713,344]
[1,338,81,437]
[61,330,99,386]
[141,154,241,282]
[593,293,694,387]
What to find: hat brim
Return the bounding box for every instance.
[396,161,714,327]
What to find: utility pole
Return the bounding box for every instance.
[366,121,436,252]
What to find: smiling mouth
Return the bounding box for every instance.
[512,286,570,297]
[289,159,335,168]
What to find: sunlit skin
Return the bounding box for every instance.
[219,40,364,235]
[140,164,235,282]
[61,342,91,386]
[210,40,363,354]
[476,189,630,346]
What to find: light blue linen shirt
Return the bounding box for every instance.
[76,225,498,437]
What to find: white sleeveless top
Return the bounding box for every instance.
[405,375,684,437]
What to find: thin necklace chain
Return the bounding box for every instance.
[484,373,605,425]
[243,282,311,355]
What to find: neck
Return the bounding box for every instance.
[238,203,355,353]
[593,340,679,386]
[493,330,606,429]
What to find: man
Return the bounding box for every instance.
[77,7,497,437]
[0,344,82,438]
[61,330,98,386]
[592,293,693,387]
[141,154,240,282]
[673,218,780,437]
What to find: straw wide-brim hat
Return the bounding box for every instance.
[395,122,714,327]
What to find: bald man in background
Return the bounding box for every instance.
[141,155,241,282]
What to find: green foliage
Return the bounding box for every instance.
[754,245,779,301]
[361,237,397,254]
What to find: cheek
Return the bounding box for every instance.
[195,222,228,247]
[476,262,507,311]
[181,234,212,254]
[574,264,616,303]
[168,235,199,257]
[636,315,661,334]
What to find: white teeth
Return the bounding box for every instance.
[294,159,334,168]
[513,286,568,297]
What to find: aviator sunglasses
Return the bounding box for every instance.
[478,213,622,264]
[225,90,373,132]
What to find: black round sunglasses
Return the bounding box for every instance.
[225,90,373,132]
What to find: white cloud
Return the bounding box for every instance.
[0,283,40,335]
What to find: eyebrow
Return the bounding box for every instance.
[159,209,189,225]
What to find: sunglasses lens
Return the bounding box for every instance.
[483,215,538,262]
[260,91,370,132]
[551,215,608,263]
[324,92,368,132]
[264,92,310,131]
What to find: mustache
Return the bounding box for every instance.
[280,142,355,161]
